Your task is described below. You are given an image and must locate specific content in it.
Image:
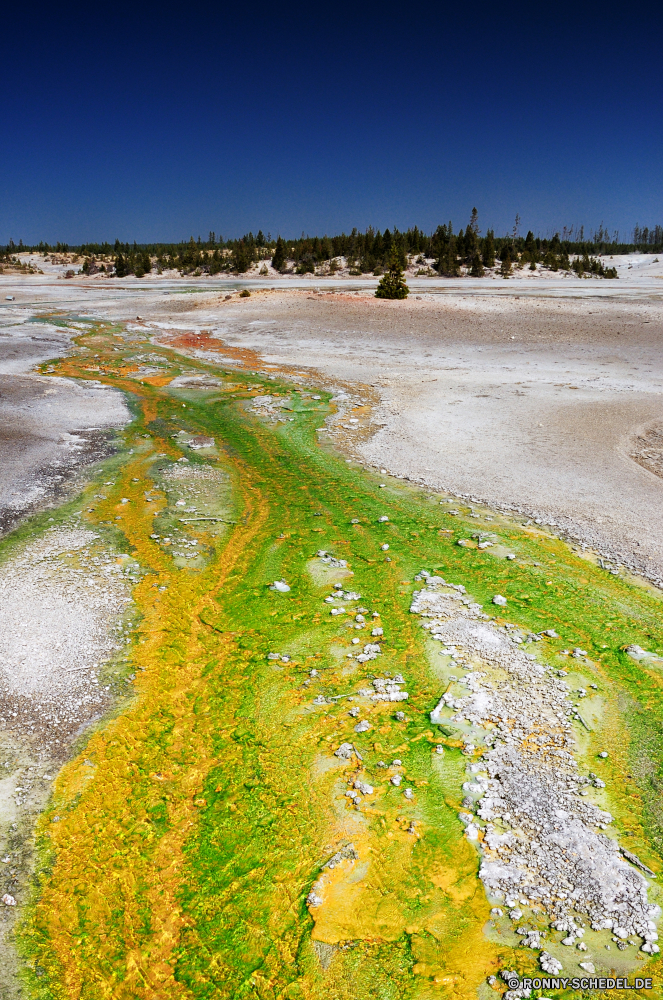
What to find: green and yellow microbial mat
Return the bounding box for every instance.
[9,319,663,999]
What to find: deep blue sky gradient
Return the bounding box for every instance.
[2,1,662,243]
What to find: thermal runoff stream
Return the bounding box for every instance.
[3,316,661,1000]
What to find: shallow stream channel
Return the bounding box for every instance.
[0,316,661,999]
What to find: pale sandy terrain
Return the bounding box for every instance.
[1,266,663,584]
[0,317,130,533]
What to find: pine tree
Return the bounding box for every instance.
[232,243,250,273]
[500,249,512,277]
[375,246,409,299]
[437,236,460,276]
[482,229,495,268]
[470,253,484,277]
[271,236,286,272]
[464,208,480,263]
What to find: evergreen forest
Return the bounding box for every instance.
[3,213,662,278]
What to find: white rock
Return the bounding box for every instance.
[579,962,595,973]
[2,894,16,906]
[354,720,371,733]
[492,594,507,606]
[540,952,562,974]
[272,580,290,592]
[390,774,402,786]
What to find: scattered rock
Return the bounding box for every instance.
[540,952,563,975]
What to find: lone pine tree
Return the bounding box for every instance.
[375,246,409,299]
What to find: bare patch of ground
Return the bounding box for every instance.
[138,290,663,584]
[630,421,663,480]
[0,522,135,993]
[2,275,663,585]
[0,321,130,538]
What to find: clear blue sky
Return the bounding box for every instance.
[2,1,661,244]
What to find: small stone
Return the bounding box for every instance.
[506,554,516,560]
[541,629,559,638]
[491,908,503,918]
[2,894,16,906]
[403,787,414,800]
[394,711,405,721]
[392,759,402,766]
[272,580,291,593]
[579,962,595,973]
[509,909,522,920]
[492,594,507,606]
[390,774,402,786]
[349,707,360,717]
[435,745,445,755]
[598,751,608,758]
[539,952,563,975]
[334,742,354,759]
[354,720,371,733]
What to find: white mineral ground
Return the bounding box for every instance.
[5,264,657,580]
[0,262,662,984]
[0,318,130,533]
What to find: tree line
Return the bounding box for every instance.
[3,214,660,276]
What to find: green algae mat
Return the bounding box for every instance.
[13,320,663,999]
